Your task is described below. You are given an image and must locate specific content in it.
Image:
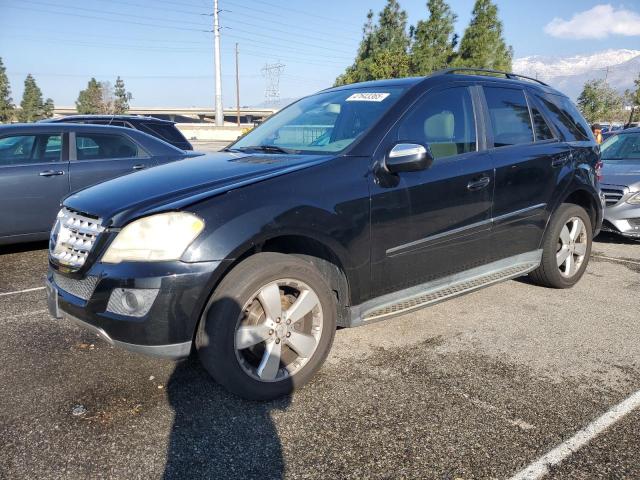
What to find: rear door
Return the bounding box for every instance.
[481,85,568,260]
[0,131,69,238]
[69,130,152,192]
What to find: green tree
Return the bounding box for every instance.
[577,79,623,124]
[410,0,458,75]
[113,76,132,114]
[76,77,104,114]
[43,97,55,118]
[0,57,14,123]
[456,0,512,71]
[18,74,48,122]
[335,0,411,85]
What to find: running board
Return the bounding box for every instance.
[348,250,542,326]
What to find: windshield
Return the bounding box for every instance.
[231,86,407,154]
[601,132,640,161]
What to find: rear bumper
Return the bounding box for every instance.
[47,259,227,359]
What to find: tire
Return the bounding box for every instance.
[529,204,592,289]
[196,252,337,401]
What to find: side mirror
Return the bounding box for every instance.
[385,143,433,173]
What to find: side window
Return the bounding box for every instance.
[398,86,476,160]
[0,134,61,165]
[530,103,555,141]
[538,94,591,142]
[484,87,534,147]
[75,133,142,160]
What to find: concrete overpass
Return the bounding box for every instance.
[52,106,279,124]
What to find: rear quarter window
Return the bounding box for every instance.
[537,93,592,142]
[140,123,187,143]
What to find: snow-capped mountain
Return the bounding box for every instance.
[513,49,640,100]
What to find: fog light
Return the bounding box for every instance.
[106,288,159,318]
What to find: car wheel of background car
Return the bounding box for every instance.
[196,252,337,401]
[529,204,592,289]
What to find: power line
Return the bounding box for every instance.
[4,5,211,32]
[223,34,350,62]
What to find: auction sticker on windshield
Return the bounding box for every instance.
[346,92,390,102]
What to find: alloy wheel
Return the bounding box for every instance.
[556,216,588,278]
[234,279,323,382]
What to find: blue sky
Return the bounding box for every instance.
[1,0,639,107]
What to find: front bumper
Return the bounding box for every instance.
[46,259,226,359]
[602,202,640,239]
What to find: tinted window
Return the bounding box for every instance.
[398,87,476,160]
[0,134,62,165]
[538,94,591,142]
[89,120,129,128]
[484,87,534,147]
[141,123,187,143]
[530,103,555,141]
[75,133,142,160]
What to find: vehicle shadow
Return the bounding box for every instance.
[163,297,291,480]
[594,231,639,245]
[0,240,48,256]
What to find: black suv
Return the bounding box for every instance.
[46,69,603,400]
[47,115,193,150]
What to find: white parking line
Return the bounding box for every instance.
[0,286,46,297]
[5,309,48,320]
[508,389,640,480]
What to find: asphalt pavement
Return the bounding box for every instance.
[0,233,638,479]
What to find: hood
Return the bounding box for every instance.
[600,160,640,190]
[64,151,333,227]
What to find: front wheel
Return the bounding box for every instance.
[196,252,337,401]
[529,204,592,288]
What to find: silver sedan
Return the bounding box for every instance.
[599,128,640,239]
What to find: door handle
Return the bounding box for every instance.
[552,152,572,167]
[39,170,65,177]
[132,164,146,170]
[467,176,491,191]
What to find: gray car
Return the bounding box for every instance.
[599,127,640,239]
[0,123,198,245]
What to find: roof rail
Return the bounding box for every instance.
[434,68,549,86]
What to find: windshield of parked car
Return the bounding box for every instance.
[601,132,640,161]
[230,86,407,154]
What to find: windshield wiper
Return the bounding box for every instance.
[237,145,297,154]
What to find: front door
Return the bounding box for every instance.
[69,130,151,192]
[369,85,494,298]
[0,131,69,239]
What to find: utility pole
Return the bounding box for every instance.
[235,42,240,126]
[213,0,223,126]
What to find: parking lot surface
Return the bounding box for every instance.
[1,233,638,479]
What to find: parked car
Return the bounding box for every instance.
[46,69,602,400]
[599,127,640,239]
[0,123,198,245]
[45,115,193,150]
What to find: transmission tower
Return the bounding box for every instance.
[261,62,285,106]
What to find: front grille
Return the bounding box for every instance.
[53,272,99,301]
[50,207,105,268]
[601,187,626,207]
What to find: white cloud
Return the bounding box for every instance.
[544,4,640,39]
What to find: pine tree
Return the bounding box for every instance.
[76,78,104,114]
[0,57,14,123]
[410,0,458,75]
[18,74,47,122]
[113,76,132,114]
[456,0,512,71]
[335,0,411,85]
[43,98,55,118]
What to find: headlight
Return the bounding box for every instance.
[102,212,204,263]
[627,192,640,205]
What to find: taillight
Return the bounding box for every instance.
[595,161,603,182]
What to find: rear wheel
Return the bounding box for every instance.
[196,252,337,400]
[529,204,592,288]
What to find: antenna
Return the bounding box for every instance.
[261,62,285,106]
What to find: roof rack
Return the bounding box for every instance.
[434,68,549,86]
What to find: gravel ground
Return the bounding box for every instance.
[0,232,638,479]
